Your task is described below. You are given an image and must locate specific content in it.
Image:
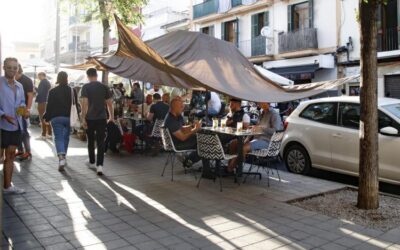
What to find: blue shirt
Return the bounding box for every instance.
[35,79,51,103]
[0,76,26,131]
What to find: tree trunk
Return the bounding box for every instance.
[99,0,110,84]
[357,0,379,210]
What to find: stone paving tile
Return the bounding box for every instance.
[334,236,364,248]
[320,242,348,250]
[3,127,400,250]
[37,235,67,247]
[387,244,400,250]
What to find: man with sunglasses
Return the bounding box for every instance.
[0,58,27,194]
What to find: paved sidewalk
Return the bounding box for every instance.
[2,128,400,250]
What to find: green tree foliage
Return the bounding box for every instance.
[66,0,147,82]
[77,0,148,26]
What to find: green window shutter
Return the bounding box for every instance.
[264,11,269,27]
[287,5,292,31]
[221,22,225,41]
[210,25,215,37]
[251,14,258,38]
[308,0,313,28]
[235,18,240,47]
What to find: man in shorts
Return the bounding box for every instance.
[0,58,27,194]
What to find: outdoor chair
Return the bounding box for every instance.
[244,131,285,186]
[196,132,237,192]
[145,119,164,155]
[160,127,197,181]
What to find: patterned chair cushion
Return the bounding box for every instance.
[248,131,285,158]
[151,119,164,138]
[160,127,174,151]
[197,132,232,160]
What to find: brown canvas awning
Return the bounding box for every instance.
[69,15,359,102]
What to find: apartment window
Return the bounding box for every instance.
[251,12,269,56]
[377,0,400,51]
[72,35,80,44]
[221,19,239,46]
[288,0,313,32]
[251,11,269,38]
[201,25,215,37]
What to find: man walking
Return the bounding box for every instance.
[15,64,34,161]
[0,58,26,194]
[81,68,114,175]
[36,72,52,139]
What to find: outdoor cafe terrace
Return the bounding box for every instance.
[2,127,400,250]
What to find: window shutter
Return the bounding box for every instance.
[210,25,215,37]
[287,5,292,31]
[264,11,269,27]
[251,14,258,38]
[221,22,225,41]
[308,0,313,28]
[235,18,240,47]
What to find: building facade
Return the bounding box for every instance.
[191,0,400,97]
[337,0,400,98]
[142,0,191,41]
[41,0,107,65]
[191,0,337,85]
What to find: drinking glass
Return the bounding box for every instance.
[212,118,218,129]
[236,122,243,132]
[221,118,227,129]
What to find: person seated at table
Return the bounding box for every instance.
[162,93,170,105]
[147,93,169,122]
[164,97,202,168]
[227,102,283,172]
[136,94,153,117]
[226,98,250,129]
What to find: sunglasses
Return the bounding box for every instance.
[5,66,18,70]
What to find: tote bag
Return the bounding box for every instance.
[70,88,80,128]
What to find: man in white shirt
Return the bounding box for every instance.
[226,98,250,129]
[207,92,221,116]
[148,84,163,97]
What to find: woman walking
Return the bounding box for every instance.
[43,72,78,171]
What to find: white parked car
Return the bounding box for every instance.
[281,96,400,185]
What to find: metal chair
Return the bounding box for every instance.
[196,132,237,192]
[245,131,285,186]
[146,119,164,154]
[160,127,196,181]
[151,119,164,138]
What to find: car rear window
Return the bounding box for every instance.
[300,102,337,125]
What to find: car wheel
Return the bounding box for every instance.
[284,144,311,174]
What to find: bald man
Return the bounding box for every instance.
[163,98,201,168]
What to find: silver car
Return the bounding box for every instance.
[281,96,400,185]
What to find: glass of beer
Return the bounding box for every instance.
[212,118,218,129]
[16,106,26,116]
[221,118,227,129]
[237,122,243,132]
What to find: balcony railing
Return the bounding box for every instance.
[377,27,400,52]
[193,0,218,19]
[278,28,318,54]
[239,36,272,57]
[68,41,89,52]
[193,0,245,19]
[232,0,242,7]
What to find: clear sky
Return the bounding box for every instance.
[0,0,47,43]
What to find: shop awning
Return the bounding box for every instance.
[68,15,359,102]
